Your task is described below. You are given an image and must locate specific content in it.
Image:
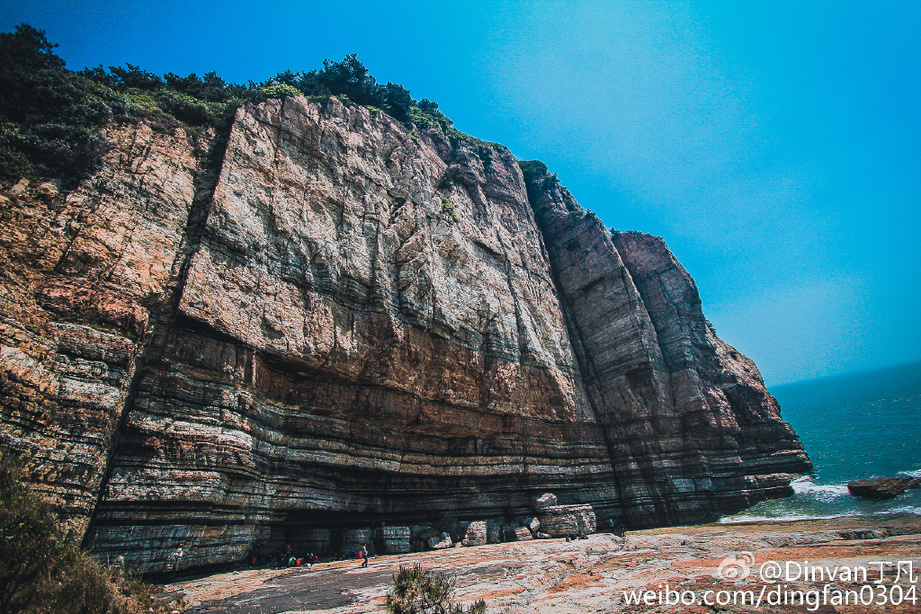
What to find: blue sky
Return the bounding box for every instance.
[3,1,919,385]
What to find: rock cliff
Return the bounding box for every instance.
[0,95,810,572]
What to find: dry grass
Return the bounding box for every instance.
[0,451,169,614]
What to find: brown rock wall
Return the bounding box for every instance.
[85,98,620,571]
[0,95,809,573]
[0,122,215,536]
[531,186,810,528]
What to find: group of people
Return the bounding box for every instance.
[247,542,373,569]
[248,544,320,569]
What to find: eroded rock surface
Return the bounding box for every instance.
[530,183,810,527]
[0,95,809,572]
[0,122,216,537]
[162,516,921,614]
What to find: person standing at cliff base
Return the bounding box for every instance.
[360,543,369,568]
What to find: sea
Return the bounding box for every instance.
[721,360,921,523]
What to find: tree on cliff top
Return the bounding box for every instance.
[0,24,464,187]
[260,53,416,123]
[0,24,118,186]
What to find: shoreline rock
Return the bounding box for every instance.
[848,477,920,500]
[162,515,921,614]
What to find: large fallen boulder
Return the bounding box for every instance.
[847,477,920,500]
[438,515,467,543]
[527,517,541,535]
[427,532,453,550]
[538,504,596,537]
[462,521,488,547]
[378,526,411,554]
[533,493,558,511]
[411,524,437,551]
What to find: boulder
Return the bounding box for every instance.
[462,521,487,547]
[378,526,411,554]
[527,517,541,535]
[438,515,466,543]
[514,527,533,541]
[538,504,596,537]
[427,532,453,550]
[412,524,438,551]
[37,181,59,200]
[533,492,558,511]
[486,520,503,544]
[847,477,918,500]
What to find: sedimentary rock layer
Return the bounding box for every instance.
[84,97,621,571]
[531,183,810,527]
[0,95,810,572]
[0,121,216,536]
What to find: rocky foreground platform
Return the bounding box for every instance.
[161,515,921,613]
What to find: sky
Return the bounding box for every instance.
[2,1,919,385]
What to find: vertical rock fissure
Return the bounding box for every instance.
[82,150,222,548]
[554,281,631,523]
[520,190,630,523]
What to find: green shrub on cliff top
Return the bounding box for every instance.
[0,452,166,614]
[0,22,484,187]
[260,83,301,100]
[0,25,120,186]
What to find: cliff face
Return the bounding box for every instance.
[0,121,216,538]
[0,96,809,571]
[532,187,811,527]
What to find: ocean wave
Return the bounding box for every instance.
[719,512,856,524]
[897,468,921,479]
[880,505,921,516]
[791,476,850,499]
[721,505,921,524]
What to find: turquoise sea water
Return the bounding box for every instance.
[722,360,921,522]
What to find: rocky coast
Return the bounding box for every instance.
[161,514,921,613]
[1,93,809,573]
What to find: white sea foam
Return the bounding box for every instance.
[791,476,850,499]
[881,505,921,516]
[719,512,856,525]
[897,468,921,478]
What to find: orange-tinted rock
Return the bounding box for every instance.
[0,121,216,537]
[1,96,809,573]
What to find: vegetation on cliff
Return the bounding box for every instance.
[518,159,582,214]
[0,25,124,187]
[0,452,167,614]
[0,23,479,188]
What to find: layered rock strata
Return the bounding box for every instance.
[0,95,810,573]
[537,504,597,537]
[531,184,811,527]
[0,122,216,537]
